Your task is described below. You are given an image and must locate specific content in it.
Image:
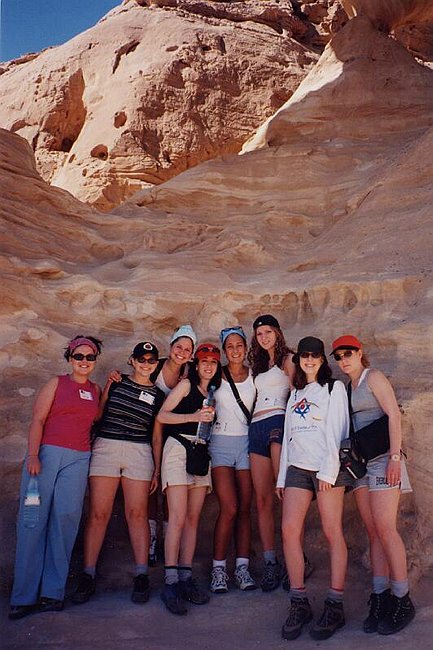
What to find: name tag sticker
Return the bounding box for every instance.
[79,390,93,401]
[139,391,155,405]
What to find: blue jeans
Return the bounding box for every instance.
[11,444,90,605]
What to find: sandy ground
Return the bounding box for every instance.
[2,558,432,650]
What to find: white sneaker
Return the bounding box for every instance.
[210,566,229,593]
[234,564,257,591]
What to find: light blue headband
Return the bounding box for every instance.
[170,325,197,348]
[220,326,247,347]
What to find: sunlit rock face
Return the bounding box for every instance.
[0,0,325,211]
[1,2,433,585]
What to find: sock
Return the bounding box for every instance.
[178,566,192,582]
[164,566,178,585]
[135,564,148,577]
[149,519,157,538]
[213,559,227,569]
[290,587,307,600]
[327,588,344,603]
[84,566,96,578]
[373,575,390,594]
[391,579,409,598]
[263,550,276,564]
[236,557,249,568]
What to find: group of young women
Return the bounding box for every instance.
[8,318,415,640]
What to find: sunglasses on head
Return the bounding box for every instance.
[71,353,97,361]
[299,351,322,359]
[136,356,158,364]
[333,350,355,361]
[198,346,219,354]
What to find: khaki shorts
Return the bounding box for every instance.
[90,437,154,481]
[353,453,412,493]
[161,436,211,493]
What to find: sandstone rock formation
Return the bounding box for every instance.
[1,0,433,589]
[0,0,324,210]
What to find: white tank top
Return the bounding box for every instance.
[212,374,256,436]
[155,372,171,396]
[253,365,290,420]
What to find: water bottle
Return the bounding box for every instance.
[196,385,216,443]
[23,477,41,528]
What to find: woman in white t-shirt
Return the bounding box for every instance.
[209,327,257,594]
[276,337,352,642]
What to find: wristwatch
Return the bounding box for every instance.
[390,453,401,462]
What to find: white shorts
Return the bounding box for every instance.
[161,436,211,493]
[90,437,154,481]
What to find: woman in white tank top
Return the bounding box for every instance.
[209,326,257,594]
[247,314,295,592]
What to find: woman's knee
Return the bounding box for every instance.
[219,500,237,523]
[282,520,302,544]
[125,507,147,525]
[255,492,273,513]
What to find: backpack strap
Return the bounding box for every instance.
[346,382,356,439]
[223,366,253,425]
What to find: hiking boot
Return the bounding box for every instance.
[310,599,345,640]
[39,597,64,613]
[161,583,188,616]
[131,573,150,603]
[261,560,281,592]
[210,566,229,593]
[149,534,158,566]
[234,564,256,591]
[71,572,96,604]
[377,592,415,635]
[178,577,210,605]
[281,597,313,640]
[8,604,37,620]
[363,589,391,633]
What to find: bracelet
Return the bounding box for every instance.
[389,453,401,462]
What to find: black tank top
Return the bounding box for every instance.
[168,383,204,437]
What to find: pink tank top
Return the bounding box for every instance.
[41,374,99,452]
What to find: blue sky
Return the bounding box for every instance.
[0,0,120,62]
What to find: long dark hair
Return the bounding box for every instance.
[188,358,222,390]
[293,355,332,390]
[248,326,293,378]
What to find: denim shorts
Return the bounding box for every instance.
[284,465,354,493]
[248,414,284,458]
[209,434,250,470]
[353,453,412,493]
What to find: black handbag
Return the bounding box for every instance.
[169,432,210,476]
[347,383,390,462]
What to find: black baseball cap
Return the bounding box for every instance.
[131,341,159,359]
[253,314,280,330]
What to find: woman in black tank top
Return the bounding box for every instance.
[157,343,222,615]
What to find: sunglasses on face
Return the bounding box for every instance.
[71,353,97,361]
[198,346,219,354]
[136,356,158,364]
[333,350,355,361]
[299,351,322,359]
